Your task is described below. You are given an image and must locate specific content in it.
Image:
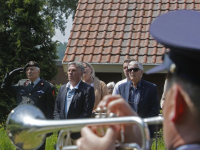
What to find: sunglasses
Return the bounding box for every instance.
[128,68,140,72]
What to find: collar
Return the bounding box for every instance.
[131,79,142,89]
[66,80,81,90]
[32,77,40,86]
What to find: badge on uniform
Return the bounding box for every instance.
[37,90,44,93]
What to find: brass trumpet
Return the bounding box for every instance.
[6,105,163,150]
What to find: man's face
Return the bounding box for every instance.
[123,62,129,78]
[128,64,143,83]
[107,85,114,94]
[68,64,82,82]
[26,66,40,82]
[82,63,92,80]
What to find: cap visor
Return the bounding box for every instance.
[146,64,166,74]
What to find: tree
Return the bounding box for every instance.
[0,0,59,122]
[57,42,68,60]
[43,0,79,35]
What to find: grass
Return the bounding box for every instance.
[0,124,165,150]
[151,128,166,150]
[0,124,15,150]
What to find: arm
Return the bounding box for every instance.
[1,68,24,93]
[146,85,159,118]
[79,86,95,118]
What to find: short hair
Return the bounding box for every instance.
[107,82,115,87]
[167,73,200,119]
[68,62,85,73]
[82,62,95,78]
[123,59,136,64]
[36,67,40,71]
[128,61,143,71]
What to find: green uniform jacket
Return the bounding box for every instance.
[1,73,55,119]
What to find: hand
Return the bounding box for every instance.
[9,67,24,77]
[76,95,143,150]
[77,126,116,150]
[98,95,137,117]
[97,95,142,145]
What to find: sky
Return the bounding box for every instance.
[52,15,73,43]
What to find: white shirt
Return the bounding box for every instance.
[65,81,81,118]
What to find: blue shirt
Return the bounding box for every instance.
[64,81,81,118]
[128,80,141,112]
[31,77,40,88]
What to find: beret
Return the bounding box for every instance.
[24,61,40,71]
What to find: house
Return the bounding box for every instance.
[52,0,200,100]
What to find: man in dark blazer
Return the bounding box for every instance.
[117,61,159,142]
[54,62,95,140]
[1,61,55,150]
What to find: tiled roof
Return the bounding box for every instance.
[63,0,200,64]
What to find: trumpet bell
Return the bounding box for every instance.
[6,105,46,150]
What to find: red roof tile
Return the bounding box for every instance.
[63,0,200,64]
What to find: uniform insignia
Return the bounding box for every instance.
[41,82,44,86]
[52,90,55,96]
[24,80,29,86]
[29,61,34,65]
[38,90,44,93]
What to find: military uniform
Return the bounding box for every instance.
[1,73,55,119]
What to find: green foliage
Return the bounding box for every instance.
[46,132,58,150]
[0,0,59,122]
[151,128,166,150]
[0,125,15,150]
[55,84,62,95]
[43,0,79,35]
[57,42,67,60]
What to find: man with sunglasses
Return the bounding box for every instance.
[116,61,159,142]
[112,59,135,95]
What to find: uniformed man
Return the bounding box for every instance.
[1,61,55,150]
[76,10,200,150]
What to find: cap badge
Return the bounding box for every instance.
[170,63,176,73]
[29,61,34,65]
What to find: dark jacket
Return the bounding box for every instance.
[53,81,95,139]
[1,73,55,119]
[118,79,159,138]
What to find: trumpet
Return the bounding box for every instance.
[6,105,163,150]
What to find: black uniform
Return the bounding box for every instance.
[1,73,55,119]
[1,73,55,150]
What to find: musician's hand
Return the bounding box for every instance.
[97,95,142,145]
[98,95,137,117]
[77,126,116,150]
